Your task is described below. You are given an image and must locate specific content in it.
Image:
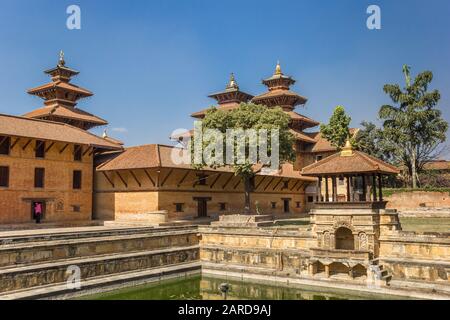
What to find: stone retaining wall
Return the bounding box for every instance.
[379,232,450,282]
[386,191,450,210]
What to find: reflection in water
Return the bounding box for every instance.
[80,275,402,300]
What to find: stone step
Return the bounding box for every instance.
[0,261,202,300]
[0,225,196,245]
[0,245,199,293]
[0,229,199,268]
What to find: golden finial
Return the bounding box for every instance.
[340,138,353,157]
[275,60,282,75]
[226,73,239,90]
[58,50,65,66]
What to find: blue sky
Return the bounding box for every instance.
[0,0,449,156]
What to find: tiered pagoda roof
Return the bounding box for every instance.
[23,51,108,130]
[252,62,308,111]
[191,73,253,119]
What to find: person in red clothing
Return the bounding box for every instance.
[34,202,42,224]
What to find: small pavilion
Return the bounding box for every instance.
[302,140,399,204]
[301,141,401,282]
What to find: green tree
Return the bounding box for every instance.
[379,65,448,188]
[191,103,295,214]
[320,105,352,149]
[353,121,391,161]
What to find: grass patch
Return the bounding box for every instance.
[272,218,311,229]
[399,217,450,233]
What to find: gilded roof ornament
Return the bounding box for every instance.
[226,73,239,90]
[275,60,282,75]
[58,50,65,67]
[340,138,354,157]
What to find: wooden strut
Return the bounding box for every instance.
[144,169,155,187]
[233,179,241,190]
[290,180,301,191]
[296,181,305,192]
[45,142,55,153]
[82,146,92,156]
[177,170,190,187]
[263,177,275,191]
[210,174,222,189]
[272,178,283,191]
[102,172,114,188]
[115,171,127,188]
[255,176,266,190]
[59,143,69,154]
[160,169,173,187]
[129,170,141,187]
[22,139,32,151]
[222,174,234,189]
[10,138,20,150]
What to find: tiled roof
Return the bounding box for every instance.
[23,105,108,126]
[303,128,359,152]
[191,103,240,118]
[0,113,122,150]
[27,82,93,97]
[252,89,308,105]
[96,144,314,181]
[290,129,317,143]
[302,150,399,176]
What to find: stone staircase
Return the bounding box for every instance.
[0,226,200,299]
[369,259,392,286]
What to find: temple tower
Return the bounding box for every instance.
[23,51,108,130]
[252,61,308,111]
[191,73,253,119]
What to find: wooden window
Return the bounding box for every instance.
[219,203,226,211]
[34,168,45,188]
[271,202,276,209]
[72,205,81,212]
[197,174,208,186]
[175,203,184,212]
[0,136,11,155]
[296,201,301,208]
[307,196,314,203]
[0,166,9,187]
[73,170,82,189]
[74,145,82,161]
[35,140,45,158]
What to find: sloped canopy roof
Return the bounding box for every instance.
[0,114,122,150]
[96,144,315,182]
[302,144,399,176]
[23,105,108,126]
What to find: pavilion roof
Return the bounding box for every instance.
[302,142,399,176]
[0,113,122,150]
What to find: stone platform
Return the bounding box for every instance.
[0,225,199,295]
[210,214,274,228]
